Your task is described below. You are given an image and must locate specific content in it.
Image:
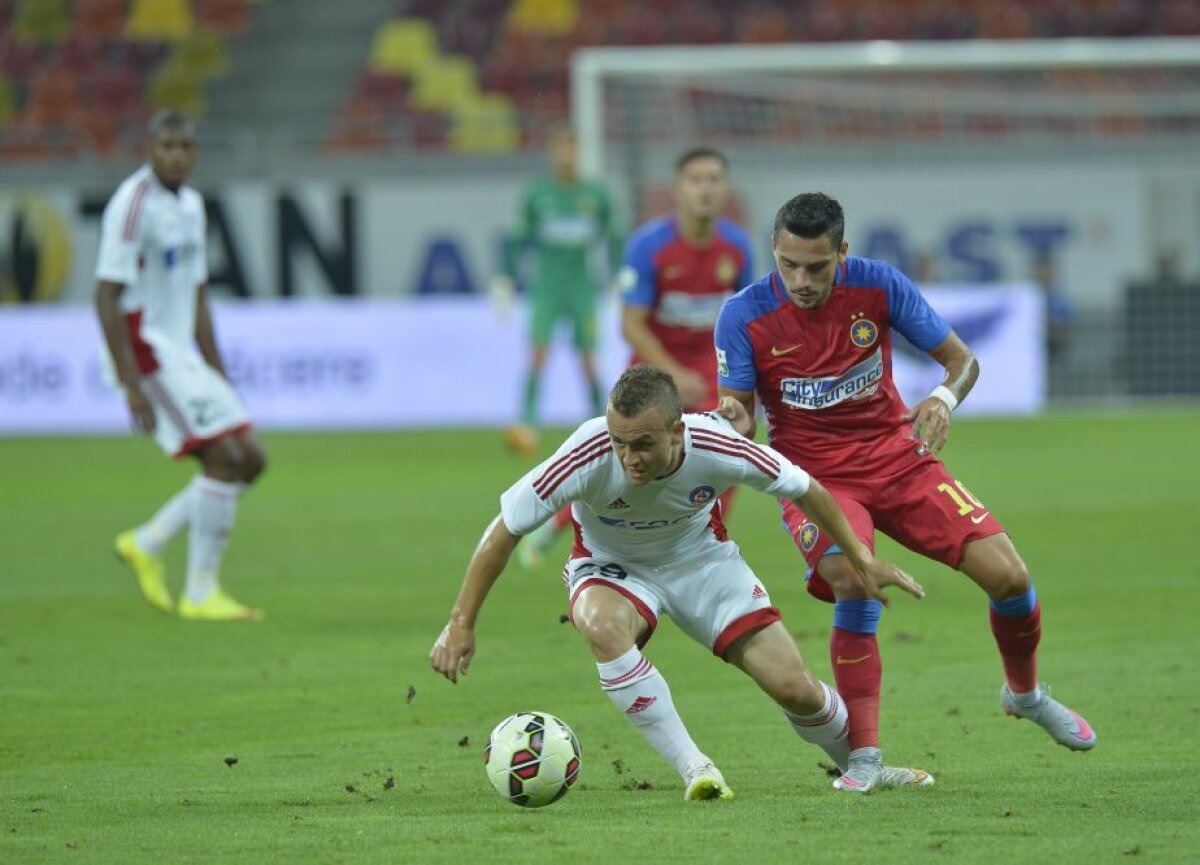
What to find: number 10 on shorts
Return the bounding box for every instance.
[937,479,986,517]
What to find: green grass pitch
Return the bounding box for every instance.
[2,410,1198,864]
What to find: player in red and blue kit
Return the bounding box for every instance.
[619,147,755,413]
[715,192,1096,793]
[521,148,754,568]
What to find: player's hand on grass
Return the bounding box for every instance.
[902,398,951,454]
[124,385,156,433]
[716,395,753,438]
[672,368,708,408]
[430,620,475,684]
[854,557,925,607]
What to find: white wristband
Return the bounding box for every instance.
[929,385,958,412]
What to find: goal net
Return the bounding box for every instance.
[571,38,1200,403]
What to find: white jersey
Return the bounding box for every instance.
[96,164,207,368]
[501,412,811,565]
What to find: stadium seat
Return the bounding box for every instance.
[409,54,480,113]
[126,0,195,42]
[23,61,79,125]
[368,18,437,77]
[0,72,16,126]
[449,93,519,153]
[195,0,250,35]
[173,30,231,79]
[75,0,127,39]
[507,0,580,36]
[147,57,205,115]
[11,0,70,43]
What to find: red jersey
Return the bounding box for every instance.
[619,215,755,408]
[714,257,951,480]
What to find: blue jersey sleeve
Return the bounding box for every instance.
[714,295,758,392]
[618,225,663,309]
[725,221,757,289]
[886,269,952,351]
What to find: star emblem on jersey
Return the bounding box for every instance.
[607,497,630,510]
[850,318,878,348]
[688,485,716,506]
[798,522,819,551]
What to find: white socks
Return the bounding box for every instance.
[135,477,197,556]
[185,476,242,603]
[785,681,851,772]
[597,646,706,777]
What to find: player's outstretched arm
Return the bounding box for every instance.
[95,280,156,433]
[792,479,924,606]
[430,514,521,684]
[901,331,978,454]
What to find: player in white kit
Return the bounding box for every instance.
[95,111,266,622]
[431,365,931,798]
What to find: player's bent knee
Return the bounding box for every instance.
[990,561,1031,600]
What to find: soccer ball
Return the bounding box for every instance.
[483,711,581,807]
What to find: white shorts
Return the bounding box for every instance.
[138,346,250,458]
[564,541,781,659]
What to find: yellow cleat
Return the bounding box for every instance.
[503,424,540,458]
[115,531,173,613]
[178,589,264,622]
[683,762,735,801]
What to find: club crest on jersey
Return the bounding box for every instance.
[716,254,738,285]
[798,522,819,552]
[688,485,716,506]
[850,318,878,348]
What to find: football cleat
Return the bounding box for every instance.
[1001,683,1096,751]
[115,530,173,613]
[879,765,935,789]
[177,588,264,622]
[833,746,882,793]
[683,761,734,801]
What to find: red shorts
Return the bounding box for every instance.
[780,455,1006,603]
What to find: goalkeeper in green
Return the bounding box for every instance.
[496,126,622,457]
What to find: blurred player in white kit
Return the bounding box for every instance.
[95,110,266,622]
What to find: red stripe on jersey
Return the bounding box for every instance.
[534,431,609,493]
[123,179,151,241]
[708,505,729,542]
[690,429,780,472]
[691,439,780,480]
[534,436,612,499]
[123,310,159,374]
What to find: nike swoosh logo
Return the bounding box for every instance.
[771,343,804,357]
[1016,626,1041,638]
[835,654,872,665]
[970,512,989,524]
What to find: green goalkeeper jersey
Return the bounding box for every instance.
[504,177,621,298]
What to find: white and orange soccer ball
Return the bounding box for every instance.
[484,711,581,807]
